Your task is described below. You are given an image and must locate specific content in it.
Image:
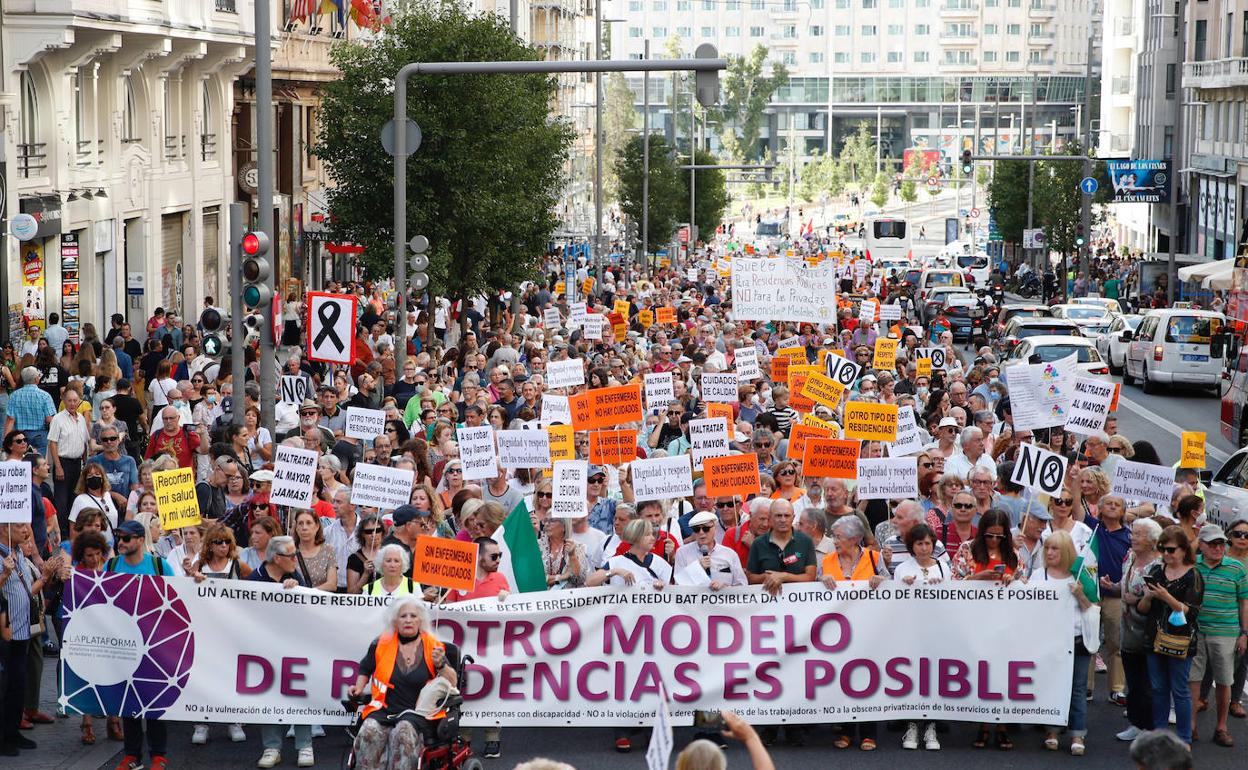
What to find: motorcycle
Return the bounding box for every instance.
[1016,273,1042,298]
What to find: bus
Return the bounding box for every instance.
[864,216,911,262]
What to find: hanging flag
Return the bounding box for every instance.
[491,500,547,593]
[321,0,346,25]
[350,0,376,28]
[1071,528,1100,603]
[290,0,317,22]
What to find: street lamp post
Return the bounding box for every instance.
[390,48,726,369]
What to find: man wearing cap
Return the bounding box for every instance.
[105,520,175,770]
[1189,524,1248,747]
[144,406,208,469]
[586,465,619,535]
[280,400,334,447]
[930,417,961,460]
[673,510,747,588]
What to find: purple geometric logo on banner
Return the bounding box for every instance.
[60,571,195,719]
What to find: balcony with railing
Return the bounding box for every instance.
[201,133,218,163]
[1029,1,1056,16]
[1029,31,1055,44]
[17,143,47,178]
[940,1,979,15]
[215,0,237,11]
[163,135,186,161]
[939,31,979,45]
[1111,75,1133,95]
[74,139,104,168]
[1184,57,1248,89]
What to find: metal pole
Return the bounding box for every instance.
[689,110,696,254]
[229,203,246,426]
[1168,3,1187,305]
[510,0,519,34]
[594,0,603,283]
[255,0,275,432]
[642,40,650,275]
[394,64,409,372]
[1079,24,1095,289]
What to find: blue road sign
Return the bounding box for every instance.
[1079,177,1098,195]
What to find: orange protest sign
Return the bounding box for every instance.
[801,371,846,410]
[412,535,478,591]
[775,346,806,362]
[787,365,817,413]
[581,278,594,295]
[638,309,654,328]
[916,358,933,378]
[589,429,636,465]
[555,281,565,294]
[706,402,734,431]
[544,424,575,477]
[656,307,676,324]
[607,311,627,342]
[570,383,643,431]
[787,422,834,461]
[843,402,899,442]
[803,438,860,479]
[702,454,762,498]
[1110,383,1121,412]
[770,355,791,383]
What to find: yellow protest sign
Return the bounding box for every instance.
[873,338,899,370]
[581,278,595,295]
[801,371,846,410]
[1180,432,1206,468]
[614,299,631,317]
[775,346,806,363]
[803,413,840,433]
[638,309,654,328]
[554,281,565,295]
[843,402,899,442]
[916,358,933,378]
[544,424,575,477]
[152,467,201,530]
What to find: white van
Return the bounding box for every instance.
[1122,309,1226,395]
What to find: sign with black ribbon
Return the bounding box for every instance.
[304,291,357,365]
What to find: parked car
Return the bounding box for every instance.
[1122,309,1226,395]
[1094,314,1144,373]
[1206,447,1248,529]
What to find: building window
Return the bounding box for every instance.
[835,51,849,62]
[702,26,715,37]
[73,67,90,165]
[861,51,876,62]
[890,0,903,6]
[629,27,642,37]
[628,0,642,9]
[122,75,139,143]
[984,23,998,34]
[782,25,797,38]
[1006,50,1020,61]
[1007,0,1020,6]
[751,0,764,9]
[914,51,930,62]
[888,23,903,34]
[782,52,797,65]
[676,0,689,8]
[887,51,903,62]
[915,23,930,34]
[1007,24,1021,35]
[811,0,824,7]
[1163,125,1174,157]
[783,0,797,9]
[836,0,849,7]
[862,25,877,35]
[750,26,764,36]
[1165,63,1176,96]
[810,25,824,35]
[863,0,877,7]
[1029,50,1041,62]
[915,0,929,6]
[653,1,666,10]
[676,26,691,37]
[653,26,668,37]
[726,26,740,36]
[984,51,998,62]
[810,52,825,62]
[726,0,739,8]
[836,24,850,34]
[1195,19,1207,61]
[703,0,715,8]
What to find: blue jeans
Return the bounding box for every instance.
[23,428,47,457]
[1065,649,1092,737]
[1148,652,1194,744]
[261,724,311,751]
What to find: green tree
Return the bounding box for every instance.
[839,122,876,188]
[870,170,890,209]
[602,72,639,204]
[710,45,789,161]
[986,159,1030,245]
[316,4,572,294]
[686,148,729,241]
[898,152,922,211]
[1033,148,1087,255]
[615,134,684,253]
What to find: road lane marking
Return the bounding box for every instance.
[1113,390,1231,465]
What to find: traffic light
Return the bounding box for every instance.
[1075,222,1086,249]
[960,149,973,176]
[240,230,272,309]
[408,234,429,292]
[199,307,224,359]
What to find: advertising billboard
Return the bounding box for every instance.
[1105,159,1171,203]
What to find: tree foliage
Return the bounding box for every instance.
[316,4,573,293]
[686,148,729,241]
[839,122,876,188]
[602,72,639,204]
[798,150,846,203]
[986,160,1030,245]
[870,170,890,209]
[614,134,684,253]
[710,45,789,161]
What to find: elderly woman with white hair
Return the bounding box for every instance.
[363,543,417,596]
[820,516,887,590]
[1116,516,1163,742]
[347,598,458,770]
[587,519,671,590]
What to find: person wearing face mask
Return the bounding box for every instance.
[68,462,121,530]
[87,427,138,504]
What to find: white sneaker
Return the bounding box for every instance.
[297,747,315,767]
[923,723,941,751]
[1116,725,1142,742]
[1168,708,1177,725]
[192,725,209,745]
[257,749,281,769]
[229,724,247,743]
[286,726,295,738]
[902,722,919,750]
[310,724,325,738]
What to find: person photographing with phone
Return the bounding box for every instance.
[676,710,775,770]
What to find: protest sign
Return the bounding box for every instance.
[589,429,636,465]
[541,394,572,426]
[305,292,357,365]
[656,307,676,325]
[802,438,860,479]
[1009,355,1077,431]
[1180,432,1206,469]
[700,373,739,403]
[152,467,201,529]
[873,338,899,370]
[638,309,654,327]
[734,346,761,381]
[552,460,589,518]
[543,307,562,329]
[770,355,791,383]
[916,358,932,378]
[730,257,837,323]
[570,384,644,430]
[891,406,925,457]
[609,312,628,342]
[689,417,732,470]
[646,686,674,770]
[701,454,761,498]
[269,445,318,508]
[351,464,415,510]
[581,278,594,295]
[546,424,575,477]
[457,425,498,481]
[546,358,586,389]
[0,461,31,525]
[823,352,860,388]
[614,299,631,317]
[1111,459,1177,508]
[879,303,902,321]
[706,402,734,426]
[644,372,676,412]
[569,301,588,327]
[630,455,694,503]
[412,536,478,592]
[856,458,919,500]
[843,402,899,442]
[497,430,551,469]
[787,422,834,461]
[804,413,839,433]
[914,347,947,371]
[1064,378,1115,435]
[801,371,846,410]
[582,314,605,341]
[345,407,387,439]
[280,375,310,406]
[1011,443,1068,497]
[859,299,879,324]
[61,576,1074,727]
[776,338,802,352]
[787,365,817,413]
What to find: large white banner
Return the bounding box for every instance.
[61,576,1074,727]
[730,258,837,323]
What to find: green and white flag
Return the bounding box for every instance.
[1071,528,1100,603]
[491,500,547,594]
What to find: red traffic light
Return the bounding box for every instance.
[241,231,270,256]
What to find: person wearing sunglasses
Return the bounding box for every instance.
[941,490,979,554]
[951,509,1019,581]
[674,510,746,590]
[1046,490,1094,554]
[1140,526,1203,750]
[186,522,250,745]
[447,537,511,603]
[1188,525,1248,748]
[1215,517,1248,721]
[769,460,806,505]
[345,515,386,594]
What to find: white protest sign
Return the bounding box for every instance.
[543,307,562,329]
[734,346,761,381]
[890,406,924,457]
[1064,377,1116,435]
[269,445,318,508]
[582,314,604,340]
[645,685,674,770]
[855,260,871,281]
[859,299,878,324]
[345,407,387,439]
[856,457,918,500]
[552,460,588,518]
[546,358,585,389]
[644,372,676,413]
[730,257,838,323]
[569,301,588,328]
[879,303,902,322]
[689,417,731,470]
[776,335,801,350]
[0,461,31,524]
[306,292,356,365]
[1011,442,1068,497]
[700,373,739,403]
[686,268,698,282]
[824,352,861,388]
[1111,459,1177,508]
[497,430,551,470]
[351,464,414,510]
[280,375,310,406]
[630,455,694,503]
[457,425,498,481]
[914,347,948,371]
[540,394,572,426]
